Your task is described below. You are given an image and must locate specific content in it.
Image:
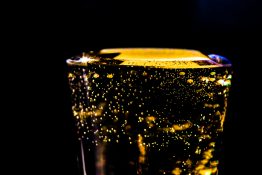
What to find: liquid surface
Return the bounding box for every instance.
[66,48,231,68]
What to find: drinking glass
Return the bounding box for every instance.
[66,48,233,175]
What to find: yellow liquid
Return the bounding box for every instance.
[67,48,232,175]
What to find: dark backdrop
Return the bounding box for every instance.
[6,0,261,175]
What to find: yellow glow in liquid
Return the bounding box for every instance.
[66,48,232,175]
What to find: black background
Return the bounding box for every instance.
[5,0,261,174]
